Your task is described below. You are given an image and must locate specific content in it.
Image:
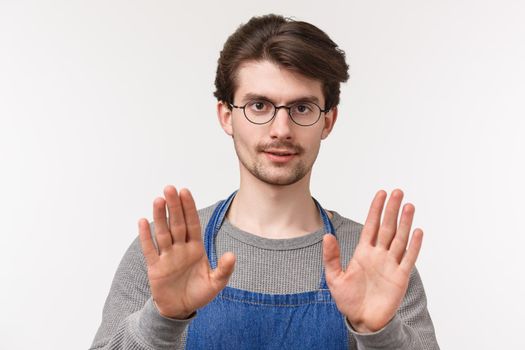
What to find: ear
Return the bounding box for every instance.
[217,101,233,137]
[321,106,338,140]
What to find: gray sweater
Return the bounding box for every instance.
[90,201,439,349]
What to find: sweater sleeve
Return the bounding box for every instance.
[345,267,440,350]
[89,234,192,350]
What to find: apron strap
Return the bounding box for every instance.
[205,191,238,270]
[312,197,336,289]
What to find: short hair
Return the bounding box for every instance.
[214,14,350,110]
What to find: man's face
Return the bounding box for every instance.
[219,60,337,186]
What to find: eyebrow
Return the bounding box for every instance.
[240,93,321,106]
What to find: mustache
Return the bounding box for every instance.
[257,141,303,154]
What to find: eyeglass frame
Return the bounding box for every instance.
[228,99,331,127]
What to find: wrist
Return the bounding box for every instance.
[153,300,194,320]
[347,319,375,333]
[346,316,389,334]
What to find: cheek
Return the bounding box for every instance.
[304,132,322,149]
[303,136,322,160]
[232,124,260,151]
[310,141,321,155]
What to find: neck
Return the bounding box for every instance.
[226,166,331,239]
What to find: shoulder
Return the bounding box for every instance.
[197,201,222,228]
[330,210,363,241]
[329,210,364,264]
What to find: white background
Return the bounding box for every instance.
[1,0,524,349]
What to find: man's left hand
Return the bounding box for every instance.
[322,189,424,333]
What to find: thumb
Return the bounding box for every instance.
[210,252,236,290]
[323,234,342,283]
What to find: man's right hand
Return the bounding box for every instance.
[138,185,236,319]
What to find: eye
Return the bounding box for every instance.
[293,103,314,114]
[247,100,272,113]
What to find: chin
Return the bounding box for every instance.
[258,176,302,187]
[252,166,310,187]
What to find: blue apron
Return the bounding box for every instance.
[185,191,349,349]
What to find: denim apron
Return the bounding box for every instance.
[185,191,349,349]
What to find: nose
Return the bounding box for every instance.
[269,107,293,139]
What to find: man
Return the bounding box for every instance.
[91,14,439,349]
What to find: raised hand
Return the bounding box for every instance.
[322,189,423,333]
[138,185,236,319]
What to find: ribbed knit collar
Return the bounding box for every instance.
[220,210,344,251]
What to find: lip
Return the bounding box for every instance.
[263,151,297,163]
[264,149,297,156]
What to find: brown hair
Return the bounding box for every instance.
[214,14,350,110]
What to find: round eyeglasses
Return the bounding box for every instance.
[229,99,329,126]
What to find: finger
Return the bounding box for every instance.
[359,190,387,246]
[389,203,415,263]
[377,189,404,249]
[210,252,236,290]
[180,188,202,243]
[138,218,159,266]
[400,229,424,273]
[322,235,343,284]
[153,197,173,252]
[164,185,187,244]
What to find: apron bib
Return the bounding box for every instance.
[185,191,349,349]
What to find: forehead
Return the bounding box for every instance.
[234,60,324,104]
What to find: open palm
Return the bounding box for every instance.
[323,189,423,333]
[138,186,236,319]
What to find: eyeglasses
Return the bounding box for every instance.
[229,99,329,126]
